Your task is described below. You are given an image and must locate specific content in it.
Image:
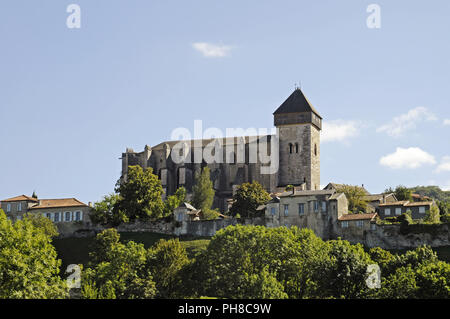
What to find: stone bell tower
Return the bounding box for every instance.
[274,88,322,190]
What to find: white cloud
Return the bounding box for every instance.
[444,119,450,126]
[376,107,437,137]
[435,156,450,173]
[379,147,436,169]
[321,120,361,143]
[192,42,233,58]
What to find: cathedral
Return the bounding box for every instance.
[120,88,322,212]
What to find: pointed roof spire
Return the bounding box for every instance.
[273,88,322,119]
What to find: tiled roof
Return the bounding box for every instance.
[405,201,433,207]
[338,213,377,221]
[1,195,38,202]
[378,201,433,207]
[273,88,322,118]
[279,190,335,197]
[378,201,409,207]
[29,198,88,210]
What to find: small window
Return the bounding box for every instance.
[385,208,391,216]
[74,211,82,221]
[46,213,52,220]
[6,204,11,212]
[289,143,293,154]
[341,221,349,228]
[419,206,426,214]
[314,144,317,156]
[65,211,72,222]
[295,143,299,153]
[314,201,319,212]
[371,224,377,231]
[321,201,327,212]
[54,212,60,222]
[270,207,276,216]
[17,203,22,212]
[356,220,364,228]
[395,208,402,216]
[284,204,289,216]
[298,203,305,216]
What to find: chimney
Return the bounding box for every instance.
[382,194,386,204]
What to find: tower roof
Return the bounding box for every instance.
[273,88,322,119]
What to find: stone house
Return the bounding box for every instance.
[378,201,434,220]
[264,189,348,240]
[0,195,92,223]
[362,193,398,213]
[174,202,201,222]
[337,213,378,237]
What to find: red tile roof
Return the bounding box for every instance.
[29,198,88,210]
[1,195,38,202]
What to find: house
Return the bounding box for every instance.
[378,201,435,220]
[362,193,398,213]
[411,193,432,202]
[174,202,201,221]
[265,189,349,240]
[338,213,378,233]
[0,195,91,223]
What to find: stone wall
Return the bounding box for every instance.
[339,223,450,249]
[174,217,265,237]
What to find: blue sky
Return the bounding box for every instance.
[0,0,449,204]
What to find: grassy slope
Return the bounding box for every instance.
[53,232,210,273]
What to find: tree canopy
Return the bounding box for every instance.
[230,181,271,218]
[0,210,68,299]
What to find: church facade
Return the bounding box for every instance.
[120,88,322,212]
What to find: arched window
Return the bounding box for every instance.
[289,143,293,154]
[295,143,299,153]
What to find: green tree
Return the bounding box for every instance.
[200,225,297,298]
[23,213,59,238]
[415,261,450,298]
[82,229,156,299]
[163,187,186,217]
[318,239,374,299]
[424,205,440,224]
[91,194,128,226]
[115,165,165,221]
[336,185,368,212]
[0,210,68,299]
[149,239,189,298]
[191,167,215,213]
[393,185,413,201]
[230,181,272,218]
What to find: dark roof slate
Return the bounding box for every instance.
[273,89,322,118]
